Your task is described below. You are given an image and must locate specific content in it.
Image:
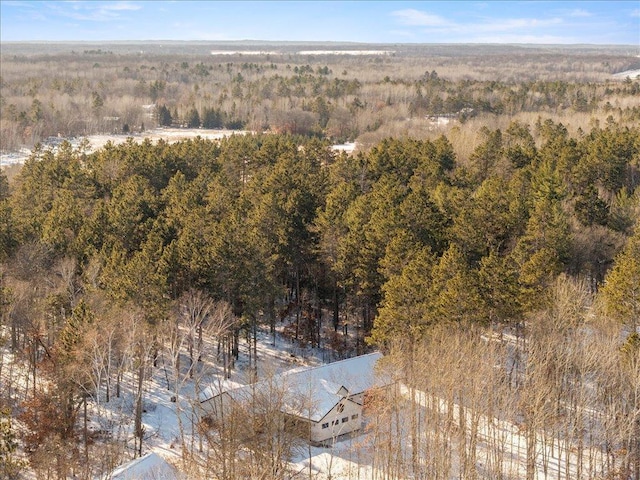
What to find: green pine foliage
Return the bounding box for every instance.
[601,226,640,331]
[1,121,638,349]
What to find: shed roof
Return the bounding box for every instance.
[103,452,180,480]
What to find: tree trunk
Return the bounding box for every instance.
[253,315,258,377]
[333,282,339,332]
[84,395,89,464]
[135,361,144,457]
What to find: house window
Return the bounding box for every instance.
[342,417,348,423]
[322,423,329,429]
[351,414,359,420]
[337,403,344,413]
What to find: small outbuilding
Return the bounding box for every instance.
[100,451,181,480]
[200,352,390,445]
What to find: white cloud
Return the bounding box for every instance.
[390,8,572,42]
[2,1,37,7]
[101,2,141,12]
[48,1,142,22]
[391,9,451,27]
[569,9,592,18]
[470,17,563,33]
[391,8,564,32]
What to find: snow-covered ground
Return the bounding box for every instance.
[0,318,618,479]
[297,50,394,56]
[401,385,603,480]
[209,50,394,56]
[331,142,357,154]
[612,68,640,79]
[84,324,346,478]
[1,129,357,169]
[0,148,33,167]
[0,128,250,168]
[96,326,604,479]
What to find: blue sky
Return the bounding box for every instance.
[1,1,639,44]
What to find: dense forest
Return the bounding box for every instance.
[1,42,640,479]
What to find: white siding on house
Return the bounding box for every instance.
[310,397,362,444]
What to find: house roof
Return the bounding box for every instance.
[197,377,245,405]
[201,352,388,422]
[103,452,181,480]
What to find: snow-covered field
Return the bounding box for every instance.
[209,50,394,56]
[612,68,640,79]
[0,128,250,168]
[297,51,394,56]
[331,142,357,154]
[1,129,358,169]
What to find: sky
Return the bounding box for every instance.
[1,1,639,45]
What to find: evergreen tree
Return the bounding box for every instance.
[428,243,482,326]
[370,246,436,348]
[511,175,572,312]
[185,107,201,128]
[59,299,94,355]
[157,104,173,126]
[202,107,224,129]
[469,127,503,183]
[504,120,537,168]
[601,226,640,332]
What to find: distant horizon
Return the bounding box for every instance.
[2,1,638,45]
[2,39,638,47]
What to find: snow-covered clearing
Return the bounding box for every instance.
[612,69,640,79]
[296,51,394,56]
[87,325,346,477]
[208,50,394,56]
[0,128,250,168]
[331,142,357,154]
[0,128,356,169]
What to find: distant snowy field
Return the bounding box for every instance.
[612,68,640,79]
[0,128,249,168]
[1,129,357,168]
[210,50,394,56]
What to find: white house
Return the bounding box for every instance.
[200,352,390,445]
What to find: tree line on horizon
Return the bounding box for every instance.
[1,46,639,152]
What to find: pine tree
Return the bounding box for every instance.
[601,226,640,332]
[185,107,201,128]
[370,246,436,348]
[157,104,173,126]
[428,243,482,326]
